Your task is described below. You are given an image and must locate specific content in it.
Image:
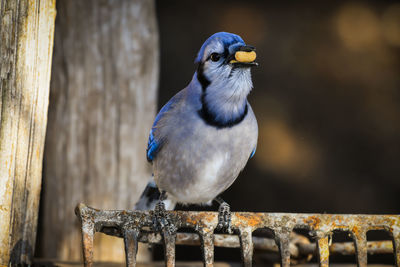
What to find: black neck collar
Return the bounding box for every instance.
[197,63,210,91]
[196,63,248,129]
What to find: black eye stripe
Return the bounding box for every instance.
[223,47,229,58]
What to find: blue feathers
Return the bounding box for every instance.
[195,32,245,63]
[249,147,256,159]
[146,97,175,162]
[146,130,160,162]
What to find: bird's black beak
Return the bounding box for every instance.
[227,45,258,67]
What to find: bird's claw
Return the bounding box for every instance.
[217,202,232,234]
[152,201,177,235]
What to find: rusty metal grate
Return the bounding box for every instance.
[75,203,400,267]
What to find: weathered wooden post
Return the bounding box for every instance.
[0,0,56,265]
[38,0,158,262]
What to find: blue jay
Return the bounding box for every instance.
[135,32,258,232]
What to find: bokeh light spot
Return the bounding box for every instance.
[335,3,380,50]
[255,118,320,181]
[381,4,400,47]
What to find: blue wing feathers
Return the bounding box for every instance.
[146,98,176,162]
[249,147,256,159]
[146,130,159,162]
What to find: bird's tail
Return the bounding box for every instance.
[134,179,176,210]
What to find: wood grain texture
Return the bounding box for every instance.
[0,0,56,265]
[39,0,158,262]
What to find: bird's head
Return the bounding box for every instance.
[194,32,257,127]
[195,32,257,90]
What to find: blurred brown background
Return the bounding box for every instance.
[156,0,400,216]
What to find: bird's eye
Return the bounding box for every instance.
[210,53,220,62]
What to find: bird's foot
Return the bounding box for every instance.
[217,201,232,234]
[152,200,177,235]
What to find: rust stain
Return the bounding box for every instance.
[203,213,216,223]
[185,216,198,226]
[318,237,330,267]
[234,213,263,228]
[304,215,321,229]
[352,225,360,237]
[75,204,400,267]
[184,212,215,226]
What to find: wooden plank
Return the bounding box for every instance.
[38,0,158,262]
[0,0,56,265]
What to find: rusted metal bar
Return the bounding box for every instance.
[239,228,253,267]
[123,228,139,267]
[75,203,400,267]
[137,231,394,255]
[353,229,368,267]
[199,229,214,267]
[163,230,176,267]
[276,231,291,267]
[76,205,95,267]
[317,236,330,267]
[394,230,400,267]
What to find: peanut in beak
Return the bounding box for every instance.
[230,51,257,64]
